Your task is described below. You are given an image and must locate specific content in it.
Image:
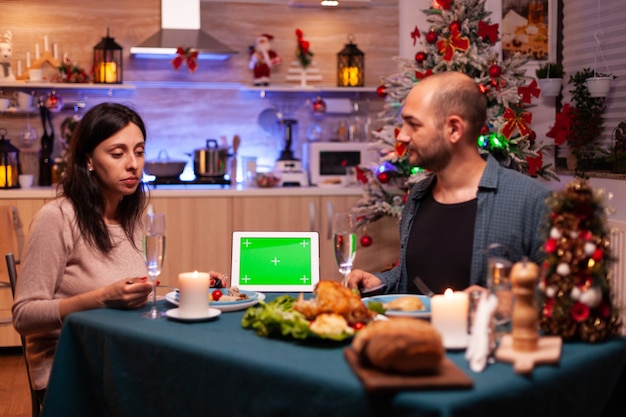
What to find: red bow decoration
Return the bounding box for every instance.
[518,79,541,104]
[502,107,532,139]
[546,103,573,146]
[478,21,499,44]
[436,27,470,62]
[171,46,199,73]
[414,68,433,80]
[526,151,543,177]
[411,25,420,46]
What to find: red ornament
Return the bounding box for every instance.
[571,302,590,322]
[425,30,438,44]
[311,96,326,113]
[449,21,461,33]
[480,125,489,135]
[360,235,373,247]
[403,193,408,204]
[544,238,557,253]
[376,85,387,98]
[592,248,604,261]
[488,64,502,78]
[377,171,390,184]
[415,51,427,64]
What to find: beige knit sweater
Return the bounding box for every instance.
[12,197,147,390]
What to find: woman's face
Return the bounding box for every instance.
[87,122,145,203]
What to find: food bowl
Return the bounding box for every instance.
[252,171,282,188]
[144,150,187,178]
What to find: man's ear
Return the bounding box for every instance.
[446,115,465,144]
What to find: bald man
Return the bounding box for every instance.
[347,72,550,295]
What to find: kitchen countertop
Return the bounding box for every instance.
[0,184,366,199]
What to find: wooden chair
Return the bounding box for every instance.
[5,253,41,417]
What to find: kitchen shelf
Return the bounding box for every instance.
[0,81,136,96]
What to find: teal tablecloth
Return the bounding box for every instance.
[41,297,626,417]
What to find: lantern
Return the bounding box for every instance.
[0,128,20,189]
[93,28,123,84]
[337,35,364,87]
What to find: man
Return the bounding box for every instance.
[346,71,551,294]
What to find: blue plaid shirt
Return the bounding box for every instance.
[376,155,552,293]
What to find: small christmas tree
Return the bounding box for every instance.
[540,178,621,342]
[353,0,557,228]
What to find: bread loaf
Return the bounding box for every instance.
[352,318,444,374]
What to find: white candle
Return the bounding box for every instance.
[35,44,40,59]
[26,52,31,68]
[431,288,469,349]
[178,271,210,317]
[53,43,58,60]
[44,35,48,51]
[17,60,22,76]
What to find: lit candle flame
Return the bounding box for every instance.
[444,288,454,298]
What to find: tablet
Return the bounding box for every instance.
[231,231,320,292]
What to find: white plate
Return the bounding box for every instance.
[165,307,221,322]
[361,294,431,319]
[165,290,265,312]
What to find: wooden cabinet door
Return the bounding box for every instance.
[232,196,319,232]
[150,197,232,287]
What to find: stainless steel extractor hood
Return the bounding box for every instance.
[130,0,237,61]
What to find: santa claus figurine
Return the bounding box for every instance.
[248,34,281,86]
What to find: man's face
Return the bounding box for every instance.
[397,86,452,173]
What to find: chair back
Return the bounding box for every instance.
[5,252,42,417]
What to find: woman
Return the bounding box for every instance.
[12,103,155,398]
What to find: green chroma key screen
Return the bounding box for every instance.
[238,237,314,286]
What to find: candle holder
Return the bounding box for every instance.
[337,34,364,87]
[0,128,21,189]
[93,28,123,84]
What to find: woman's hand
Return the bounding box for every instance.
[102,277,153,309]
[209,271,229,288]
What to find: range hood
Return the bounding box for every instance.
[130,0,237,61]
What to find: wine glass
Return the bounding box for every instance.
[142,212,166,319]
[332,212,357,286]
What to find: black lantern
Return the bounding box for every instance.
[0,128,20,189]
[337,35,364,87]
[93,28,123,84]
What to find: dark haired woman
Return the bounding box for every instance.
[12,102,154,397]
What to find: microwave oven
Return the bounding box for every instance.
[302,141,378,186]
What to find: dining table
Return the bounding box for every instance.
[41,294,626,417]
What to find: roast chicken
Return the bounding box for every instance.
[293,280,376,324]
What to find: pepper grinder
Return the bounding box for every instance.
[510,260,539,352]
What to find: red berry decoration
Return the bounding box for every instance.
[311,96,326,113]
[415,51,427,64]
[360,235,373,247]
[488,64,502,78]
[377,171,390,184]
[425,30,438,44]
[480,125,489,135]
[449,20,461,33]
[376,85,387,98]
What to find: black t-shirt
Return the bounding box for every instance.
[405,192,477,294]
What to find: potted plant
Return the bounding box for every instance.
[585,71,615,98]
[547,68,609,176]
[535,62,564,97]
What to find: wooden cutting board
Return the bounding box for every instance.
[344,347,473,394]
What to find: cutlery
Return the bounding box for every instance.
[413,276,434,297]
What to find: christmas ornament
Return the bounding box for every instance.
[45,91,64,112]
[449,20,461,33]
[415,51,427,64]
[360,234,372,247]
[477,21,499,44]
[436,27,469,62]
[377,171,389,184]
[311,96,326,113]
[410,25,420,46]
[425,30,438,44]
[539,178,621,343]
[488,63,502,78]
[518,79,541,104]
[295,28,314,68]
[171,46,198,73]
[376,84,387,98]
[502,107,532,139]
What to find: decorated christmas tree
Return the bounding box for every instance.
[353,0,558,229]
[539,178,621,342]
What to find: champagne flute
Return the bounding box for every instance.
[142,212,166,319]
[332,212,357,286]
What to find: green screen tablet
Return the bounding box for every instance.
[231,231,320,292]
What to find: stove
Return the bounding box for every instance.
[145,175,231,188]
